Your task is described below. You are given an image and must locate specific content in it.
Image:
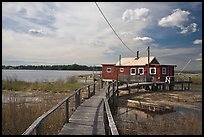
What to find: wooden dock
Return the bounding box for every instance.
[59,88,107,135]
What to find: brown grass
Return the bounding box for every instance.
[2,81,100,135]
[116,111,202,135]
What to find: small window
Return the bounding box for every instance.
[130,68,136,75]
[120,68,124,72]
[107,68,111,73]
[150,67,156,75]
[138,68,144,75]
[162,67,166,74]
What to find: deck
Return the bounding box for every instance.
[58,88,107,135]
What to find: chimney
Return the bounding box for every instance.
[119,55,121,66]
[136,51,139,59]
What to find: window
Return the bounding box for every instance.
[130,68,136,75]
[150,67,156,75]
[138,68,144,75]
[162,67,166,74]
[120,68,124,72]
[106,68,111,73]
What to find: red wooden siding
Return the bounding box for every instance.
[102,57,175,82]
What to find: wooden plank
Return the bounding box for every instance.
[59,88,107,135]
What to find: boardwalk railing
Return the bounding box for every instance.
[103,81,119,135]
[22,82,98,135]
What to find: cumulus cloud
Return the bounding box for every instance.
[158,9,197,34]
[193,39,202,45]
[122,8,150,22]
[133,36,154,43]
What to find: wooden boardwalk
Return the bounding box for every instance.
[59,88,107,135]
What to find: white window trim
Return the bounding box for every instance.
[138,67,144,75]
[162,67,166,75]
[120,68,124,72]
[130,68,136,75]
[106,68,111,73]
[150,67,156,75]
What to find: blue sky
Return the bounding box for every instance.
[2,2,202,71]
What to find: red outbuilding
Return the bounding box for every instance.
[102,56,176,82]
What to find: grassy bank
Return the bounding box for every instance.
[174,73,202,90]
[2,76,89,93]
[174,73,202,84]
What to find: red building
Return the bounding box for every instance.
[102,56,176,82]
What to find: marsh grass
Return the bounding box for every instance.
[2,75,97,135]
[174,73,202,90]
[116,111,202,135]
[2,91,70,135]
[174,73,202,85]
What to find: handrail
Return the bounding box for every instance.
[103,98,119,135]
[22,82,97,135]
[103,80,119,135]
[22,96,70,135]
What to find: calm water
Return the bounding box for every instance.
[2,69,101,82]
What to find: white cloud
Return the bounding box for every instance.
[158,9,197,34]
[193,39,202,45]
[133,36,154,43]
[28,29,46,34]
[158,9,190,27]
[195,58,202,61]
[180,23,197,34]
[122,8,150,22]
[120,32,134,38]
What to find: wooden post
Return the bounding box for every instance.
[88,85,91,98]
[36,122,43,135]
[112,81,115,93]
[188,77,191,90]
[128,88,130,96]
[78,89,81,106]
[101,80,103,88]
[107,84,110,98]
[116,81,119,97]
[148,46,150,75]
[93,82,96,95]
[65,99,69,123]
[181,84,183,91]
[75,92,79,109]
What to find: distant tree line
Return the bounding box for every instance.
[2,64,102,71]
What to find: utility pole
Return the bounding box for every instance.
[148,46,150,75]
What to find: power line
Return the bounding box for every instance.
[94,2,137,56]
[139,47,148,57]
[178,59,192,75]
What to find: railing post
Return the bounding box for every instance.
[101,79,103,88]
[36,122,43,135]
[75,91,79,109]
[107,84,110,98]
[188,77,191,90]
[78,89,81,105]
[112,81,115,93]
[88,85,91,98]
[93,82,96,95]
[65,99,69,123]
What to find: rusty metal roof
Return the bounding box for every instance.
[115,56,156,66]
